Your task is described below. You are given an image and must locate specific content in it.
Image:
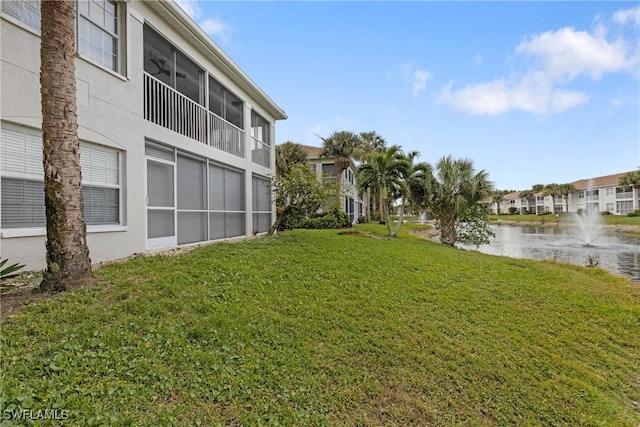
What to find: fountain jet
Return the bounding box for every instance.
[572,206,604,246]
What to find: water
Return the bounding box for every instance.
[572,205,607,247]
[466,224,640,282]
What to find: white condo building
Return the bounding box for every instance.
[1,0,287,270]
[491,171,639,216]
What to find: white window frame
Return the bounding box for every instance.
[0,122,125,238]
[76,0,126,75]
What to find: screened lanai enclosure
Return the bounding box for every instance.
[145,141,271,249]
[142,24,271,167]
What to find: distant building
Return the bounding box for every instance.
[299,145,362,223]
[490,171,639,215]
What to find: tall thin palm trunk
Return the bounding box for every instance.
[39,0,92,292]
[365,188,371,221]
[393,197,405,237]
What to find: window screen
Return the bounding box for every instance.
[177,154,206,210]
[209,163,245,238]
[252,175,271,233]
[1,123,122,229]
[1,178,45,228]
[1,0,41,32]
[83,186,119,225]
[146,160,174,208]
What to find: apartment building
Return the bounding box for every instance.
[568,172,639,215]
[491,171,639,215]
[300,145,362,223]
[1,0,287,270]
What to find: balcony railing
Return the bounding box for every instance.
[144,73,245,159]
[144,73,207,144]
[210,113,244,158]
[251,137,270,168]
[616,191,633,200]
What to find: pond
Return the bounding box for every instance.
[464,223,640,282]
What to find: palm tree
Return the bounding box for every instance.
[359,131,386,221]
[491,190,508,215]
[357,145,408,236]
[358,131,386,161]
[558,183,576,213]
[319,131,361,194]
[429,156,494,246]
[530,184,545,214]
[542,183,562,215]
[275,141,308,177]
[619,169,640,189]
[391,150,432,237]
[39,0,92,292]
[518,189,534,214]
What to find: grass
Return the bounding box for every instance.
[1,226,639,425]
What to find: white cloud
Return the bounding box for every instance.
[412,70,431,97]
[516,27,636,80]
[175,0,201,19]
[199,17,233,44]
[548,89,591,113]
[439,73,590,116]
[399,64,432,97]
[613,6,640,26]
[175,0,233,44]
[440,11,638,116]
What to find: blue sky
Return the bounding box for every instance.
[177,1,640,190]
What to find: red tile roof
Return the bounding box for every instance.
[503,191,522,200]
[299,144,322,159]
[571,171,634,190]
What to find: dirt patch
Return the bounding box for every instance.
[406,227,440,240]
[337,230,384,239]
[1,272,100,324]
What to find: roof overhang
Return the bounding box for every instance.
[147,0,287,121]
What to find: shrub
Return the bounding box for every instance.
[297,207,352,230]
[1,258,25,279]
[508,207,518,215]
[357,215,367,224]
[627,210,640,217]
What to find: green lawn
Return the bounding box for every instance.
[2,226,639,426]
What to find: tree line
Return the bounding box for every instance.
[272,130,495,247]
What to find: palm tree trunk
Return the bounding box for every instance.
[385,204,392,236]
[39,0,92,292]
[439,207,457,246]
[335,165,348,205]
[392,198,405,237]
[268,206,290,235]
